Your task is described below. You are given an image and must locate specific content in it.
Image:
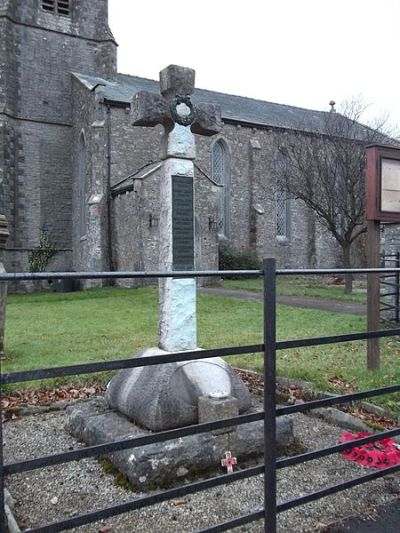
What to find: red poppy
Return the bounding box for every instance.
[338,432,400,469]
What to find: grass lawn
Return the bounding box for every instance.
[221,276,367,303]
[3,287,399,414]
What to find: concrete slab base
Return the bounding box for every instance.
[65,398,294,490]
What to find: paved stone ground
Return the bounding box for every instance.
[199,288,366,315]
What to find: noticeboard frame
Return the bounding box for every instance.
[366,144,400,223]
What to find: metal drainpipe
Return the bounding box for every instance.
[106,104,114,276]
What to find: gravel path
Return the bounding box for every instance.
[199,288,366,315]
[4,406,399,532]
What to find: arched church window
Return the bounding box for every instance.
[212,140,230,238]
[42,1,71,17]
[276,191,290,239]
[78,133,87,237]
[275,152,290,240]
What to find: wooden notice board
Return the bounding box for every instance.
[366,144,400,222]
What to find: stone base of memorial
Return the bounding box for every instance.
[65,348,294,490]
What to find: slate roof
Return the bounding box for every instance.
[73,71,338,134]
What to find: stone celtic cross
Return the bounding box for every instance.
[132,65,222,352]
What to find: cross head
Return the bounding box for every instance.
[131,64,222,137]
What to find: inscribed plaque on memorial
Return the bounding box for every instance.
[381,158,400,213]
[172,175,194,271]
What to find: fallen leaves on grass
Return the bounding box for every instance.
[327,375,356,391]
[1,383,106,419]
[236,369,264,395]
[340,405,396,429]
[236,369,397,429]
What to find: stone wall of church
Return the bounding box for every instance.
[102,103,343,272]
[71,78,111,285]
[0,15,19,116]
[1,0,117,277]
[12,120,73,272]
[111,173,220,287]
[196,123,341,269]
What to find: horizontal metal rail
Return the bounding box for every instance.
[196,510,264,533]
[276,328,400,351]
[1,270,262,281]
[277,463,400,514]
[4,328,400,386]
[24,465,264,532]
[1,344,263,385]
[277,427,400,469]
[5,409,399,477]
[277,384,400,416]
[3,267,400,282]
[3,411,264,475]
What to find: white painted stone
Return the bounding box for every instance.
[181,359,231,397]
[165,123,195,160]
[159,278,196,351]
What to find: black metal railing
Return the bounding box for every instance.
[381,252,400,323]
[1,260,400,532]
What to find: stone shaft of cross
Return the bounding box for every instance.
[132,65,222,352]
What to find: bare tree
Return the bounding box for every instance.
[272,99,398,293]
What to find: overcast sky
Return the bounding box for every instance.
[109,0,400,127]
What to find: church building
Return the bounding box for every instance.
[1,0,344,282]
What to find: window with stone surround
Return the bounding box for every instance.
[41,0,71,17]
[212,140,230,238]
[276,191,290,239]
[275,152,290,240]
[78,133,87,238]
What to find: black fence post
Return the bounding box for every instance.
[0,214,7,532]
[0,376,4,531]
[396,252,400,323]
[263,258,277,533]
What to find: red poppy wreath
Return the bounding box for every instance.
[339,431,400,469]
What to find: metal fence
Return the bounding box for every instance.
[1,259,400,532]
[381,253,400,323]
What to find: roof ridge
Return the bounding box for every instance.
[115,72,330,116]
